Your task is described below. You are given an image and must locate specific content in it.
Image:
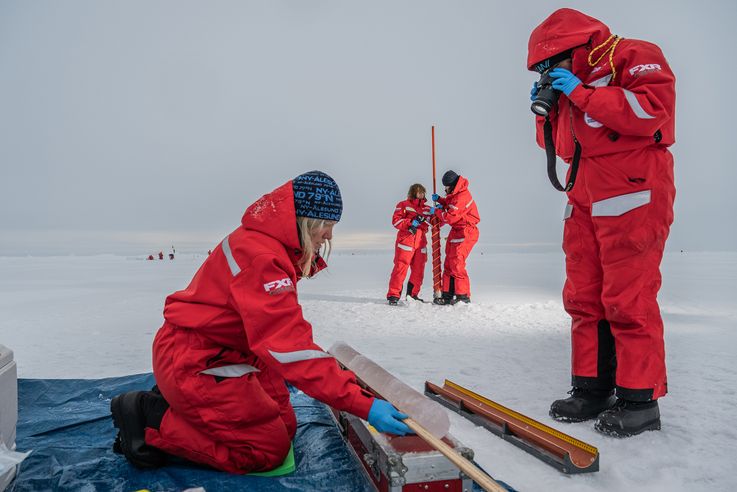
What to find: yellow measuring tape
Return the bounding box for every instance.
[445,380,598,456]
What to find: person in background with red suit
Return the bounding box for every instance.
[110,171,412,472]
[528,8,676,437]
[386,183,431,305]
[432,170,480,305]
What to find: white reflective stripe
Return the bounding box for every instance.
[465,199,474,209]
[393,219,404,227]
[420,248,427,254]
[222,235,240,276]
[449,238,465,243]
[590,74,612,87]
[394,207,401,211]
[592,190,651,217]
[200,364,260,378]
[397,243,413,251]
[405,207,417,212]
[564,203,573,220]
[269,349,332,364]
[623,89,655,119]
[448,204,459,210]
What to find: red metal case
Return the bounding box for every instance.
[331,409,474,492]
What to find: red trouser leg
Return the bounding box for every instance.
[407,245,427,296]
[590,148,674,401]
[443,228,478,296]
[145,323,293,473]
[565,147,674,401]
[563,168,612,391]
[442,239,453,294]
[387,244,413,298]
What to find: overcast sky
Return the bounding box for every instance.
[1,1,734,255]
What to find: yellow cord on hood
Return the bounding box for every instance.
[588,34,622,81]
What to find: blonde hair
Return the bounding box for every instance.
[296,216,332,278]
[407,183,427,199]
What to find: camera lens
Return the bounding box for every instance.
[531,99,552,117]
[530,71,560,117]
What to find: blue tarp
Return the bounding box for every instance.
[10,373,374,492]
[10,374,507,492]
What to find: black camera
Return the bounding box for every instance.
[531,69,560,117]
[408,214,427,234]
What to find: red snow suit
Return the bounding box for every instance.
[529,8,676,401]
[144,182,375,473]
[387,198,430,298]
[434,177,480,297]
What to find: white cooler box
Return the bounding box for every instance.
[0,345,18,491]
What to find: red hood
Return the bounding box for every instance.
[241,181,301,252]
[527,8,611,70]
[449,176,469,196]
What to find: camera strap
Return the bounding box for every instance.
[544,116,580,192]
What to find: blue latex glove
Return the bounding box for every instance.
[428,206,435,215]
[410,219,421,229]
[549,68,582,96]
[368,399,412,435]
[431,193,440,202]
[530,81,539,101]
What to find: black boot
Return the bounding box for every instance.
[406,282,425,302]
[549,387,616,423]
[387,296,400,306]
[594,399,661,437]
[451,294,470,304]
[111,390,169,468]
[433,292,453,305]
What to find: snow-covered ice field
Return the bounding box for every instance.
[1,249,735,491]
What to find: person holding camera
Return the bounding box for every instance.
[431,171,480,305]
[386,183,432,305]
[527,8,676,437]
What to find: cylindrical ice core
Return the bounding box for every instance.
[329,341,450,439]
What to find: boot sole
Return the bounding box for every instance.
[549,411,597,423]
[594,418,661,438]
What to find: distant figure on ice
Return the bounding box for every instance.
[147,254,155,261]
[527,8,676,437]
[158,251,164,260]
[386,183,431,305]
[431,170,480,305]
[110,171,412,473]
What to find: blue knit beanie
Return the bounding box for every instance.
[292,171,343,222]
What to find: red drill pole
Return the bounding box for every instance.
[431,126,442,299]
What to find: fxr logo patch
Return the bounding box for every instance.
[264,277,294,294]
[629,64,662,77]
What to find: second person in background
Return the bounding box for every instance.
[386,183,432,305]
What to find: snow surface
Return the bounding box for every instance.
[1,250,735,491]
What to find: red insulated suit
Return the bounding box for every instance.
[144,181,375,473]
[386,198,430,298]
[528,8,676,401]
[434,177,480,297]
